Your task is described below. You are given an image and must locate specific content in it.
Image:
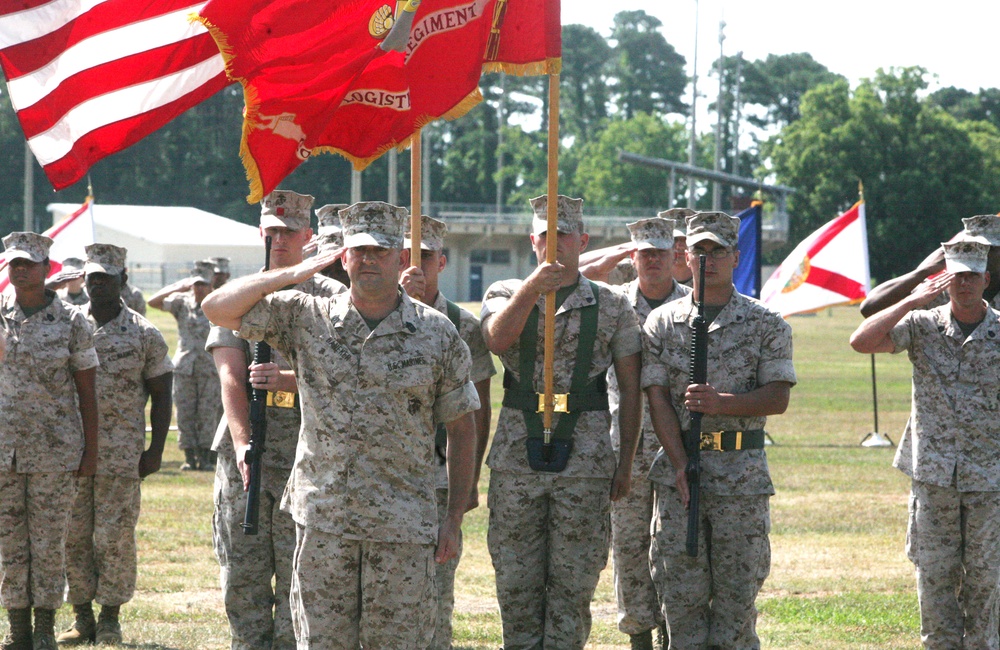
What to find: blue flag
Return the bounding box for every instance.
[734,203,762,298]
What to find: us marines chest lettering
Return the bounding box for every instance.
[387,357,429,371]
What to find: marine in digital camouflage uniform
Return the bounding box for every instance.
[594,216,690,650]
[0,232,100,650]
[481,195,642,650]
[852,239,1000,649]
[149,260,221,470]
[314,203,350,287]
[208,190,344,650]
[400,215,496,649]
[59,244,174,646]
[120,282,146,316]
[642,212,795,650]
[49,257,90,306]
[201,201,480,650]
[209,256,232,289]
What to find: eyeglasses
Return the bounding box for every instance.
[689,247,731,259]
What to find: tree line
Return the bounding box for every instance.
[2,10,999,281]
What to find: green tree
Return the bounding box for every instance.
[572,113,688,206]
[608,11,687,119]
[768,67,994,281]
[741,52,845,128]
[561,24,611,140]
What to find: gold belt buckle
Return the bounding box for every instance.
[700,431,722,451]
[267,390,296,408]
[536,393,570,413]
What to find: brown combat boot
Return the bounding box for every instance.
[94,605,121,646]
[630,629,654,650]
[31,608,57,650]
[0,608,31,650]
[55,602,95,645]
[179,448,199,471]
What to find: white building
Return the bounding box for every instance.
[47,203,264,290]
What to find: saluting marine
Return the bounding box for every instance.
[208,190,344,650]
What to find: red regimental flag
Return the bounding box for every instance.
[197,0,400,202]
[0,0,229,191]
[483,0,561,75]
[320,0,498,169]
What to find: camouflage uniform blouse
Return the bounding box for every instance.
[642,289,796,495]
[890,304,1000,491]
[206,275,346,470]
[163,293,213,376]
[85,303,173,478]
[0,291,99,472]
[609,279,691,479]
[239,289,480,545]
[430,291,496,489]
[481,274,642,479]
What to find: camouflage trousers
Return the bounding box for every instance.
[430,487,463,650]
[0,471,76,609]
[906,480,1000,650]
[650,485,770,650]
[289,524,436,650]
[611,476,663,635]
[65,475,141,606]
[213,453,296,650]
[487,471,612,650]
[174,369,222,450]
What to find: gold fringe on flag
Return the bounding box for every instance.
[483,58,561,77]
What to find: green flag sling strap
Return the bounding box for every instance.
[502,280,607,440]
[435,298,464,463]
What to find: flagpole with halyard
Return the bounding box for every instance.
[541,71,559,450]
[410,128,423,300]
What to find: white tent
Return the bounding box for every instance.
[47,203,264,289]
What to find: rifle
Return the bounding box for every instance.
[242,236,272,535]
[685,255,708,558]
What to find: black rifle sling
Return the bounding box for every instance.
[435,299,464,459]
[514,280,600,440]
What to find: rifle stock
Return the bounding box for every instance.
[685,255,708,557]
[242,236,272,535]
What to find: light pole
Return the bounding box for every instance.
[687,0,699,209]
[712,20,725,210]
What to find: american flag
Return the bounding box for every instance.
[0,0,229,190]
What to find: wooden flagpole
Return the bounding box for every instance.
[542,72,559,435]
[410,128,423,299]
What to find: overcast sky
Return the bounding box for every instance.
[563,0,1000,94]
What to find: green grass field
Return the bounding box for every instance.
[7,303,925,648]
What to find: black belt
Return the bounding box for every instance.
[693,429,766,451]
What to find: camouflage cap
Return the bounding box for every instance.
[658,207,696,237]
[316,231,344,256]
[260,189,314,230]
[961,215,1000,246]
[83,244,127,276]
[190,260,215,284]
[943,238,990,274]
[341,201,408,249]
[208,256,230,274]
[686,211,741,249]
[315,203,349,236]
[627,217,675,250]
[405,215,447,251]
[2,232,53,263]
[61,257,85,272]
[530,194,584,236]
